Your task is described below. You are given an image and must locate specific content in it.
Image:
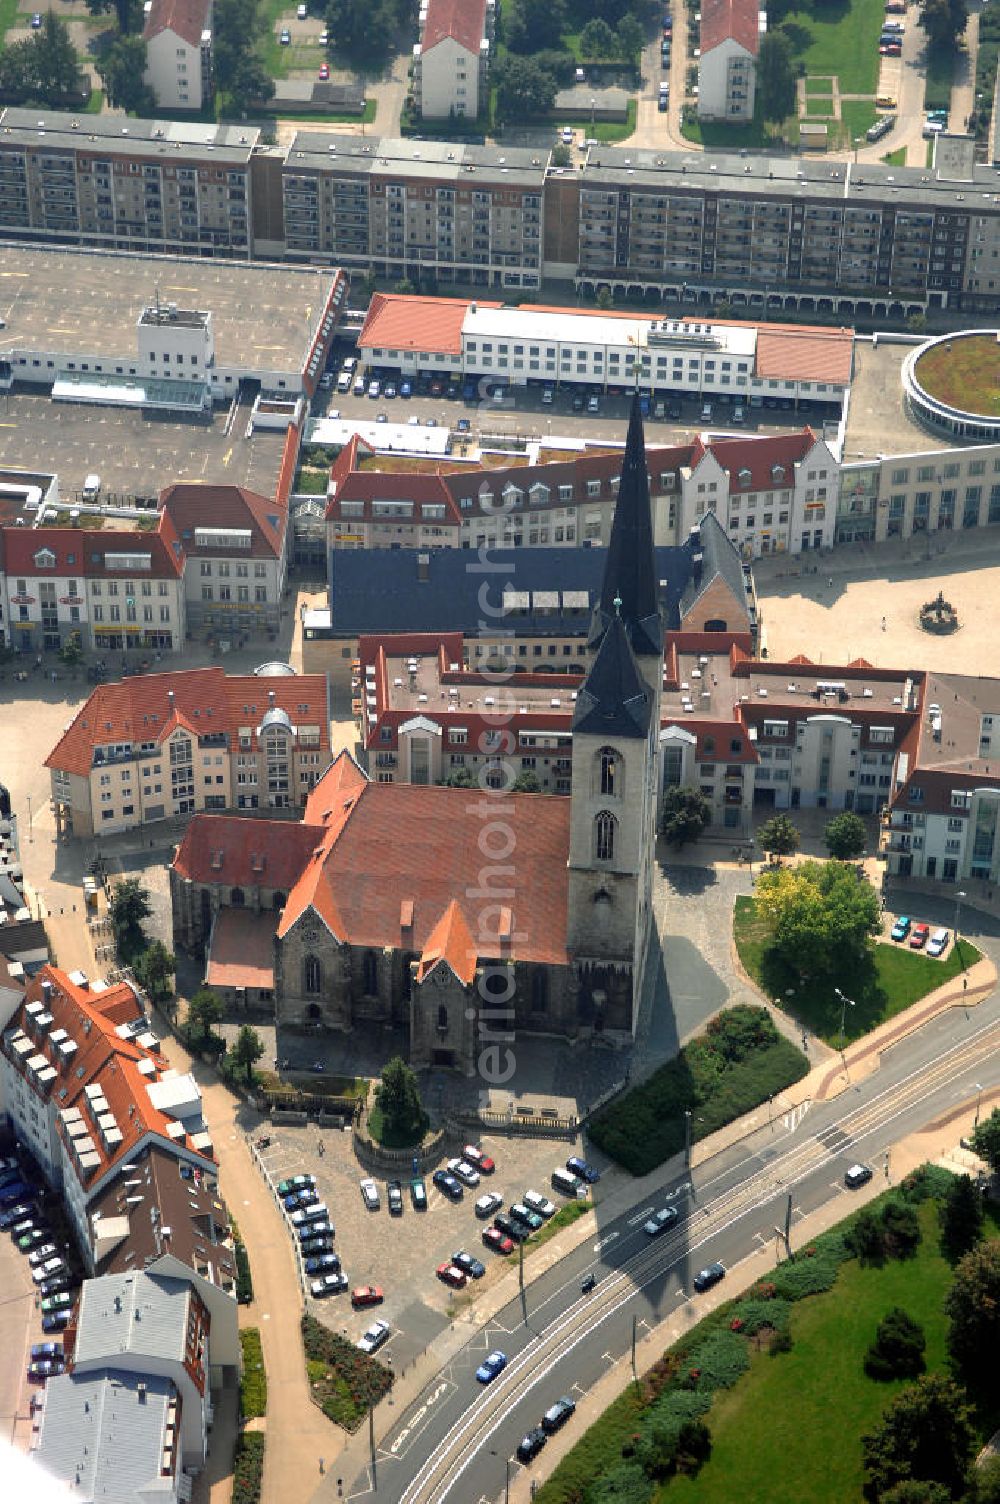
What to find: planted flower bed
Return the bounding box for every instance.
[301,1315,394,1431]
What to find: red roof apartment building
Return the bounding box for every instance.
[412,0,494,120]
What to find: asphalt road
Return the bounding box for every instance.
[346,983,1000,1504]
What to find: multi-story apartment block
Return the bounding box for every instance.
[698,0,762,123]
[45,666,330,837]
[0,109,254,258]
[280,135,545,289]
[575,149,991,316]
[159,483,289,637]
[412,0,494,121]
[884,672,1000,885]
[143,0,213,112]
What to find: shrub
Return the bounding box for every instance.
[586,1461,653,1502]
[769,1326,794,1356]
[234,1231,254,1305]
[685,1329,750,1393]
[881,1200,922,1259]
[239,1328,267,1419]
[300,1316,393,1430]
[728,1296,791,1336]
[232,1432,265,1504]
[846,1207,887,1267]
[898,1164,956,1205]
[864,1307,926,1381]
[772,1232,850,1299]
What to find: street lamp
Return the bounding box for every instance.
[490,1450,511,1504]
[834,986,855,1076]
[853,135,864,165]
[955,889,967,968]
[975,1081,983,1129]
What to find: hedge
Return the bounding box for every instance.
[235,1236,254,1305]
[232,1432,265,1504]
[239,1328,267,1420]
[588,1006,808,1175]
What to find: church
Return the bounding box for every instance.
[169,396,664,1072]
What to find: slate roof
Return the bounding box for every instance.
[679,509,750,620]
[573,612,652,740]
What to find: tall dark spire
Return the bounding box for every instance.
[589,391,661,657]
[572,610,652,740]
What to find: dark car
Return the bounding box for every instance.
[452,1249,486,1279]
[494,1213,529,1242]
[31,1342,63,1361]
[566,1156,600,1184]
[845,1163,873,1189]
[299,1233,334,1256]
[667,400,682,420]
[284,1189,319,1212]
[17,1227,48,1251]
[410,1177,428,1210]
[28,1357,64,1380]
[432,1169,463,1201]
[692,1261,726,1293]
[304,1252,341,1274]
[387,1180,404,1216]
[572,393,585,412]
[542,1395,577,1434]
[42,1311,70,1333]
[517,1427,548,1463]
[40,1275,74,1299]
[0,1202,36,1229]
[0,1181,33,1206]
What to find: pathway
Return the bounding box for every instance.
[950,1,982,133]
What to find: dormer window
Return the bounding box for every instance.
[34,549,56,569]
[771,464,786,483]
[737,468,752,488]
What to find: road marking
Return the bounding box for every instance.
[627,1206,655,1226]
[387,1380,453,1457]
[593,1231,620,1252]
[783,1101,812,1133]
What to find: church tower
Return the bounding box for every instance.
[567,394,662,1036]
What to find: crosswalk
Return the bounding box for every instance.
[781,1100,811,1133]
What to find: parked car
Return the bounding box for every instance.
[284,1189,318,1211]
[475,1191,504,1219]
[400,380,412,397]
[476,1350,507,1384]
[693,1261,726,1292]
[909,923,930,949]
[305,1252,341,1274]
[572,392,585,412]
[410,1177,428,1210]
[41,1312,70,1333]
[41,1292,74,1312]
[367,379,381,398]
[523,1189,555,1219]
[40,1275,74,1299]
[0,1202,34,1229]
[30,11,42,26]
[511,1202,544,1232]
[667,400,682,421]
[658,93,669,112]
[311,1272,348,1298]
[297,1219,333,1241]
[27,1358,64,1380]
[644,1206,679,1238]
[0,1182,33,1206]
[482,1225,514,1255]
[279,27,291,43]
[927,927,950,957]
[277,1175,315,1196]
[318,62,330,79]
[28,1243,58,1267]
[387,1180,403,1216]
[436,1262,467,1289]
[433,1169,463,1201]
[351,1284,384,1309]
[451,1250,486,1279]
[890,915,911,942]
[32,1257,67,1285]
[541,386,554,405]
[700,401,714,422]
[300,1234,334,1256]
[568,1155,601,1179]
[30,1342,63,1361]
[517,1427,548,1463]
[587,394,600,414]
[291,1203,329,1226]
[360,1178,380,1211]
[17,1228,48,1251]
[493,1213,529,1242]
[357,1319,390,1354]
[384,382,397,399]
[463,1145,496,1174]
[845,1163,873,1189]
[542,1395,577,1433]
[447,1158,480,1188]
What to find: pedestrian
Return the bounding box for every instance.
[827,576,833,589]
[319,1458,325,1475]
[881,616,886,631]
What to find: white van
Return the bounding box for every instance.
[83,473,101,500]
[551,1166,581,1197]
[336,371,352,393]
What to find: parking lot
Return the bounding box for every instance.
[312,342,842,451]
[254,1123,602,1370]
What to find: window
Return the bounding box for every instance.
[230,886,245,906]
[437,1004,449,1031]
[531,970,548,1012]
[363,949,378,995]
[598,746,620,798]
[594,810,616,862]
[303,955,321,994]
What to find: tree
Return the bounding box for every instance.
[919,0,968,49]
[971,1107,1000,1176]
[939,1174,984,1263]
[30,12,82,102]
[881,1200,921,1260]
[864,1308,926,1381]
[494,56,557,120]
[847,1206,887,1266]
[0,40,37,99]
[823,811,867,861]
[881,1485,953,1504]
[596,286,614,310]
[97,35,156,112]
[215,0,274,110]
[754,859,881,978]
[375,1055,423,1134]
[85,0,142,36]
[109,877,152,962]
[58,632,84,668]
[231,1024,265,1084]
[861,1373,977,1502]
[579,17,616,57]
[502,0,568,54]
[133,940,176,1004]
[187,987,224,1044]
[444,767,477,788]
[757,29,797,124]
[968,1455,1000,1504]
[661,786,712,847]
[945,1238,1000,1395]
[758,813,800,859]
[616,14,644,64]
[512,770,542,793]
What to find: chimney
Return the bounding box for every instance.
[269,690,276,706]
[41,979,53,1006]
[138,1382,147,1403]
[167,690,174,706]
[417,553,430,583]
[692,551,704,584]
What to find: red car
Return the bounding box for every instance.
[351,1285,383,1309]
[318,62,329,79]
[909,923,930,949]
[463,1144,496,1174]
[436,1262,467,1289]
[482,1225,514,1255]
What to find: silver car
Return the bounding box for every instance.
[360,1178,380,1210]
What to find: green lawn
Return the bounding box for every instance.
[882,146,907,165]
[681,104,771,149]
[804,75,835,94]
[665,1201,957,1504]
[780,0,884,94]
[733,896,980,1045]
[839,99,878,142]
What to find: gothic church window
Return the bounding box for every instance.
[304,955,322,994]
[595,810,617,862]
